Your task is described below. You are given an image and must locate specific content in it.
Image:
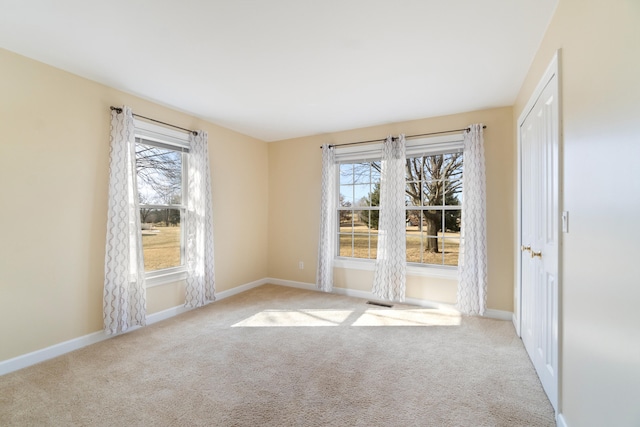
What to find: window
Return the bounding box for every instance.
[134,119,190,283]
[338,161,381,259]
[404,152,462,266]
[336,135,463,268]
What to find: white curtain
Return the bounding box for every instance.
[457,124,488,315]
[103,106,147,334]
[185,131,216,308]
[316,144,336,292]
[372,135,407,302]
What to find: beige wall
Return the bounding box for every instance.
[0,48,269,362]
[514,0,640,425]
[268,107,515,312]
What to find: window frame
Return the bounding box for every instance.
[404,151,463,267]
[134,119,190,287]
[337,161,381,260]
[333,133,464,277]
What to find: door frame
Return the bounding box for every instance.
[515,49,563,410]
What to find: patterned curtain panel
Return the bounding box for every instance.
[372,135,407,302]
[457,124,488,315]
[103,106,147,334]
[316,144,336,292]
[185,131,216,308]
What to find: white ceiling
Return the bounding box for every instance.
[0,0,557,141]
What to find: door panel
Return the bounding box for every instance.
[520,120,535,357]
[519,70,559,411]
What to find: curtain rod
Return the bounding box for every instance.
[110,106,197,136]
[320,125,487,149]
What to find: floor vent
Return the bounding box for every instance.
[366,301,393,308]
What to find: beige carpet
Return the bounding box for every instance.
[0,284,555,426]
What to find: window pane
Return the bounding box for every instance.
[445,180,463,206]
[141,208,182,271]
[406,210,422,234]
[370,162,381,184]
[423,234,441,258]
[338,210,354,232]
[423,181,444,206]
[353,210,374,231]
[340,185,354,206]
[338,207,378,260]
[369,234,378,259]
[406,183,421,206]
[370,183,381,207]
[443,211,461,266]
[352,162,371,184]
[406,235,422,263]
[443,153,464,180]
[339,234,353,257]
[422,210,443,236]
[444,210,461,233]
[351,234,370,259]
[339,164,353,185]
[364,209,380,231]
[422,237,445,265]
[406,156,422,181]
[353,184,371,207]
[422,154,443,180]
[136,143,182,205]
[442,237,460,266]
[369,210,380,233]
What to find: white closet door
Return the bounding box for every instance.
[519,54,560,411]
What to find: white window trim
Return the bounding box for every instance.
[145,268,189,287]
[334,133,464,162]
[333,258,458,279]
[134,118,190,149]
[334,133,464,274]
[134,119,190,287]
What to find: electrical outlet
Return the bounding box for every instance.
[298,261,304,269]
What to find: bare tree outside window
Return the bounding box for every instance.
[339,151,462,266]
[135,142,182,206]
[135,139,184,271]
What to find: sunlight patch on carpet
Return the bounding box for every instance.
[351,309,461,326]
[232,309,353,327]
[231,308,461,327]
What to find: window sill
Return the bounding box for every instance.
[333,258,458,280]
[145,269,188,288]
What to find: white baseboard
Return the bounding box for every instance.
[266,278,513,320]
[216,278,269,300]
[266,277,316,291]
[556,413,568,427]
[483,309,514,321]
[147,304,193,325]
[332,285,459,312]
[0,329,109,376]
[0,278,268,376]
[0,303,193,376]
